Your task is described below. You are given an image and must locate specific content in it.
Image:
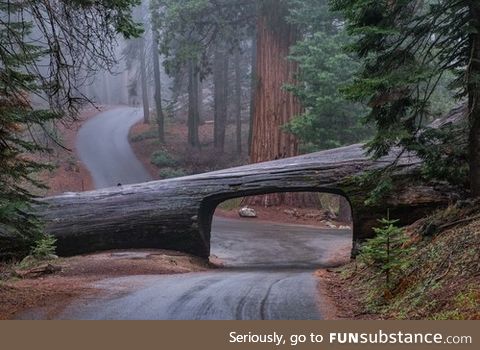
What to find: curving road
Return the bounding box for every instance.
[45,107,352,320]
[47,216,351,320]
[54,270,323,320]
[76,107,152,188]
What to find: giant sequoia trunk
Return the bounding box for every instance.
[468,3,480,197]
[250,2,300,163]
[247,1,317,207]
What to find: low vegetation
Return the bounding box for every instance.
[150,150,178,168]
[331,202,480,320]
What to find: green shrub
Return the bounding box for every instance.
[150,150,177,167]
[30,234,57,260]
[159,168,186,179]
[359,215,413,292]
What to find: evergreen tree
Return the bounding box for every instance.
[360,216,412,291]
[0,0,141,259]
[332,0,479,194]
[285,0,370,152]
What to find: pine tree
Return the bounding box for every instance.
[0,0,141,260]
[332,0,479,195]
[285,0,370,152]
[359,215,412,292]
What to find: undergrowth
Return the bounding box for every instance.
[151,150,177,168]
[339,202,480,320]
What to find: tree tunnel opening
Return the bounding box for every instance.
[198,189,354,268]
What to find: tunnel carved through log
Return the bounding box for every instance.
[37,143,457,258]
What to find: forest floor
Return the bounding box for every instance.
[129,118,250,180]
[0,250,210,319]
[319,202,480,320]
[215,206,350,228]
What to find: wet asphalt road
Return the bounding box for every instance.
[45,217,351,320]
[54,270,322,320]
[76,107,152,188]
[30,107,352,320]
[211,217,350,269]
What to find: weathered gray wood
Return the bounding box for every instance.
[37,141,459,258]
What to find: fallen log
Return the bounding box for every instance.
[37,143,459,258]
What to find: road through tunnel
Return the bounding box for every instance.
[198,189,354,267]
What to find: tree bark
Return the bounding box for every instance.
[246,1,317,207]
[250,2,301,163]
[188,59,200,148]
[234,45,243,154]
[213,42,229,153]
[152,32,165,143]
[140,38,150,124]
[468,2,480,196]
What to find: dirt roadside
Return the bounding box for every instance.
[216,206,351,229]
[0,250,211,320]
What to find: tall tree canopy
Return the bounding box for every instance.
[154,0,362,206]
[0,0,141,259]
[285,0,370,152]
[333,0,479,195]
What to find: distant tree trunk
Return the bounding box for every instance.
[234,46,243,154]
[171,69,183,119]
[213,42,229,153]
[198,78,204,124]
[245,1,318,208]
[468,3,480,197]
[188,59,200,148]
[140,39,150,124]
[152,33,165,143]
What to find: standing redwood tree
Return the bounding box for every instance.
[156,0,318,207]
[250,1,301,164]
[247,0,318,207]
